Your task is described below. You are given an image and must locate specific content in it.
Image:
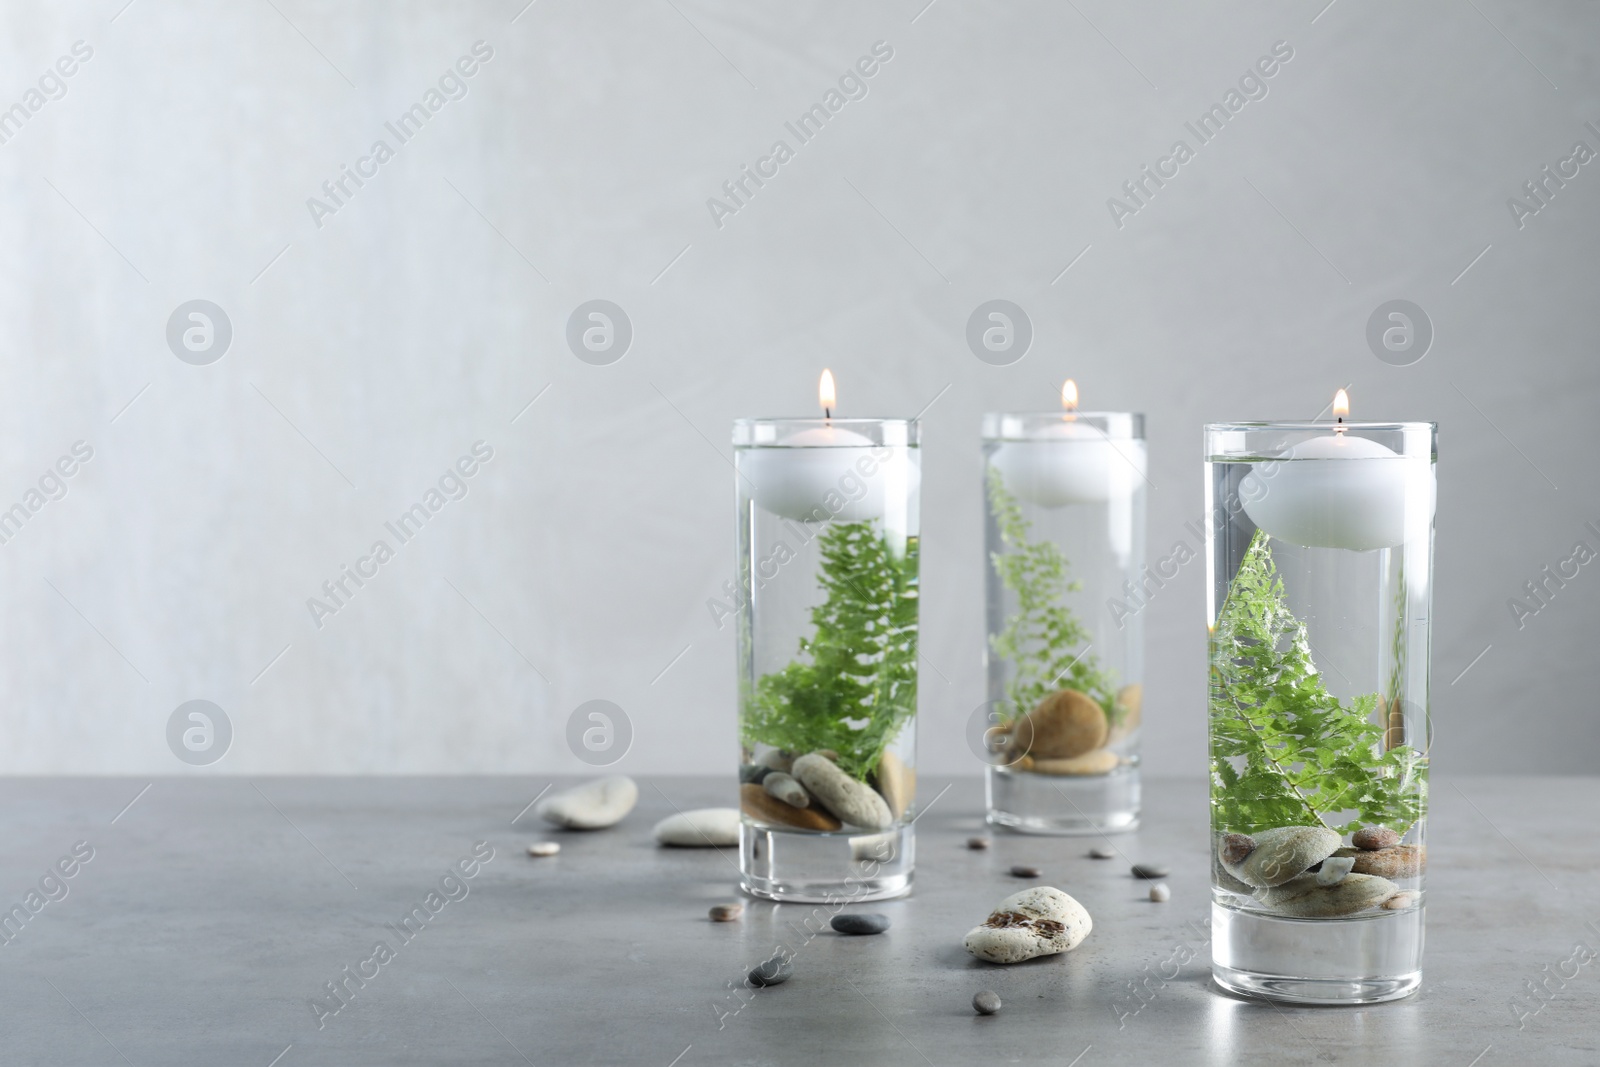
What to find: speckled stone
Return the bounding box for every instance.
[964,887,1092,964]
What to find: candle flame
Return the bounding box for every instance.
[819,369,836,416]
[1333,388,1349,420]
[1061,378,1079,413]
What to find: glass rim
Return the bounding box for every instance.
[985,409,1142,420]
[1204,420,1436,432]
[983,410,1144,440]
[732,416,918,428]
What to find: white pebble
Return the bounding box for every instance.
[527,841,560,857]
[1383,891,1420,911]
[1316,855,1355,886]
[1148,883,1170,903]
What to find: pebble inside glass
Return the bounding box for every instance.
[981,410,1146,833]
[732,416,919,902]
[1205,420,1434,1005]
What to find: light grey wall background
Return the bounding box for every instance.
[1,0,1595,777]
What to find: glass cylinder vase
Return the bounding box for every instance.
[732,417,920,902]
[1205,420,1434,1004]
[980,411,1147,834]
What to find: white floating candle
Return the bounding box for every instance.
[989,380,1145,507]
[1239,391,1425,551]
[743,370,920,524]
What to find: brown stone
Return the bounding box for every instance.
[740,783,841,831]
[1220,833,1256,866]
[873,751,916,819]
[1008,689,1107,760]
[1337,843,1425,879]
[1108,683,1143,742]
[1029,750,1119,776]
[1352,826,1400,851]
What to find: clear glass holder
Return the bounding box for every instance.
[732,415,920,903]
[986,763,1140,835]
[980,410,1146,836]
[739,824,914,903]
[1205,420,1434,1006]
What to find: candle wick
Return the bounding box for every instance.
[824,408,831,421]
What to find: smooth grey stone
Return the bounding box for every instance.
[973,991,1002,1015]
[1010,864,1042,878]
[1213,849,1256,895]
[653,808,739,846]
[1223,826,1340,888]
[967,837,992,850]
[762,771,810,808]
[792,753,893,830]
[709,903,743,922]
[1089,846,1116,860]
[757,748,795,774]
[537,776,638,830]
[1255,873,1398,917]
[748,953,792,987]
[739,763,772,785]
[1131,863,1169,879]
[830,913,890,935]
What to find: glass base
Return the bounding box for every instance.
[1211,901,1424,1005]
[739,822,913,903]
[985,764,1140,835]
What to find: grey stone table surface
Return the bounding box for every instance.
[0,775,1595,1066]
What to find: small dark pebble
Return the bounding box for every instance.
[831,913,890,936]
[1009,864,1042,878]
[739,763,773,785]
[748,953,792,987]
[1131,863,1169,879]
[709,903,743,922]
[972,991,1002,1015]
[1089,846,1115,860]
[967,837,991,850]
